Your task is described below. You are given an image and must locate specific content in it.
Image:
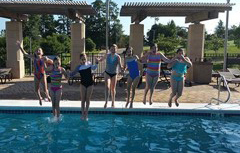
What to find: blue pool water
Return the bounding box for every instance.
[0,114,239,153]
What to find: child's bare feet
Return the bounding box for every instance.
[168,98,172,107]
[125,102,129,108]
[129,103,133,109]
[104,102,107,108]
[175,99,179,107]
[149,99,153,105]
[39,98,42,106]
[143,96,146,105]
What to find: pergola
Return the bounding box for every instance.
[0,0,96,78]
[120,2,234,82]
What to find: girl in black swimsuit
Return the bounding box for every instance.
[70,53,98,120]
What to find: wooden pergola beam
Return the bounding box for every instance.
[131,10,147,23]
[185,11,219,23]
[0,8,28,21]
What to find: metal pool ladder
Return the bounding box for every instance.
[210,76,231,105]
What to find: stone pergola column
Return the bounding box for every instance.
[186,23,205,81]
[70,22,85,71]
[6,21,25,79]
[129,24,144,57]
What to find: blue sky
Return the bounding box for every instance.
[0,0,239,35]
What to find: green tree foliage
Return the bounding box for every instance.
[117,35,129,48]
[22,15,41,38]
[40,34,70,55]
[56,15,72,35]
[215,20,225,39]
[147,20,185,44]
[233,25,240,48]
[0,36,6,67]
[39,15,57,38]
[86,38,96,52]
[156,34,180,55]
[85,0,123,50]
[205,35,224,53]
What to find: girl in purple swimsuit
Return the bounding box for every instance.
[45,57,68,119]
[16,41,52,105]
[123,46,143,108]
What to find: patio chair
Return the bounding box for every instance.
[0,68,12,84]
[212,70,220,84]
[218,72,240,85]
[68,73,81,85]
[93,72,105,85]
[227,68,240,77]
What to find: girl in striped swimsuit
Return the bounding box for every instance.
[46,57,68,119]
[17,41,53,106]
[143,43,173,105]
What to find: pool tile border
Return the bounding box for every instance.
[0,100,239,117]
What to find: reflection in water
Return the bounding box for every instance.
[0,114,239,152]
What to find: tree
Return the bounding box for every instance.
[233,25,240,48]
[156,34,180,55]
[86,38,96,52]
[0,36,6,67]
[215,20,225,39]
[39,15,57,38]
[85,0,123,50]
[205,35,224,53]
[22,15,41,38]
[56,15,72,35]
[147,20,178,44]
[40,34,70,55]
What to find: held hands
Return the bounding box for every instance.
[16,41,21,48]
[95,57,100,64]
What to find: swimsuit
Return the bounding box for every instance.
[105,53,119,78]
[50,67,63,92]
[70,62,98,88]
[127,59,140,80]
[146,53,161,77]
[34,58,45,80]
[171,61,187,81]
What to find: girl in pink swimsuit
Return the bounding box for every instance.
[17,41,52,105]
[46,57,68,119]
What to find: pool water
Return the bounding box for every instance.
[0,114,239,153]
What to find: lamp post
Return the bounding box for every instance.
[223,0,230,71]
[106,0,110,53]
[29,37,32,75]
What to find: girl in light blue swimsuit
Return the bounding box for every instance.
[98,44,123,108]
[167,48,192,107]
[124,46,143,108]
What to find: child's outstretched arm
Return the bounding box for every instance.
[62,67,69,79]
[16,40,34,59]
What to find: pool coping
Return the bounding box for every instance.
[0,100,239,116]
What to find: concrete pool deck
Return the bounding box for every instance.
[0,100,239,116]
[1,76,240,104]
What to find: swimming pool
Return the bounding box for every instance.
[0,114,239,153]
